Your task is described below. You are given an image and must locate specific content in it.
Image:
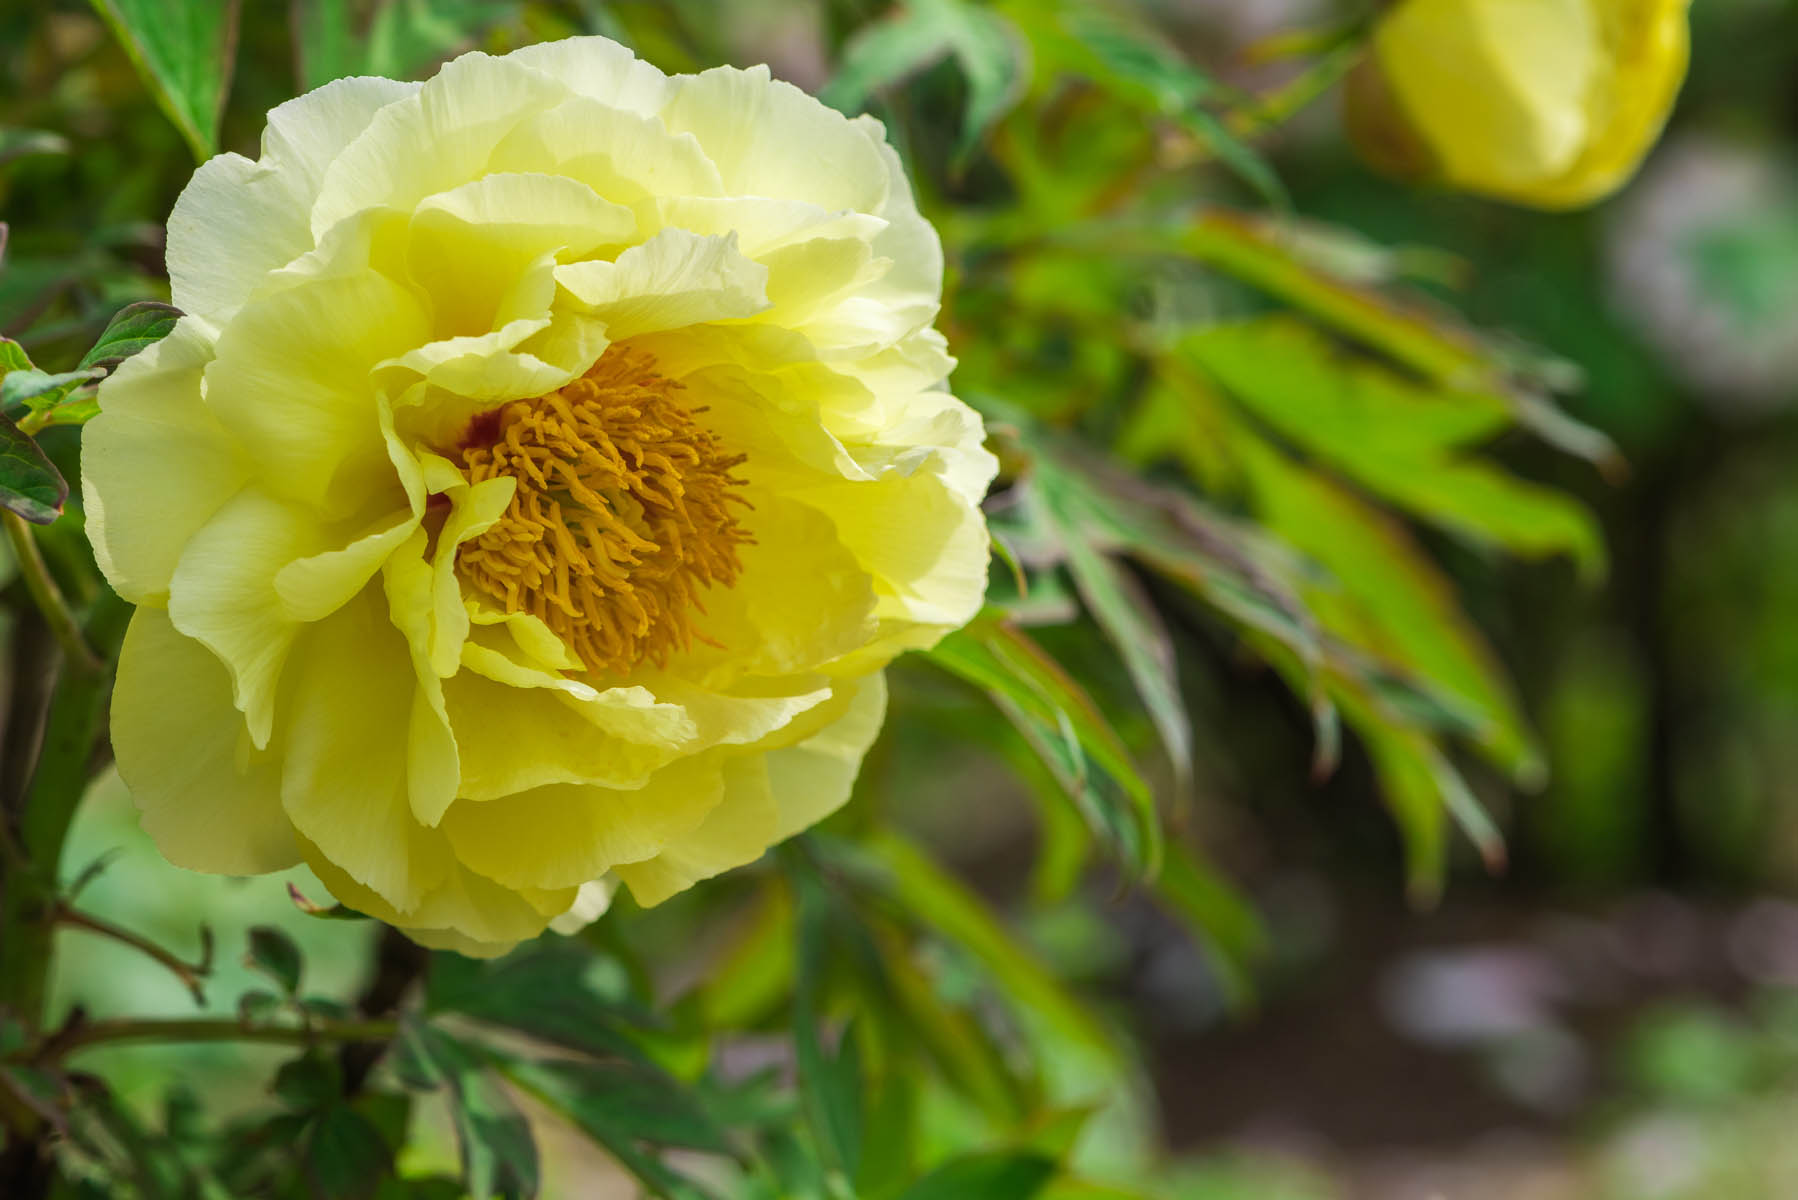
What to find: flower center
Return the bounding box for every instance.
[455,347,750,676]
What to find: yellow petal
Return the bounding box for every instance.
[168,76,417,322]
[440,753,725,891]
[489,95,723,205]
[83,317,245,606]
[613,754,777,907]
[112,609,298,874]
[280,590,456,910]
[556,228,770,337]
[204,267,429,516]
[766,672,887,841]
[1378,0,1598,190]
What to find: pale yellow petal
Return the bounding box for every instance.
[765,672,887,841]
[489,95,723,205]
[440,754,725,891]
[660,64,889,215]
[312,52,571,239]
[555,228,769,337]
[505,36,673,114]
[83,317,245,606]
[168,75,417,321]
[612,755,777,907]
[112,609,298,874]
[204,267,429,515]
[281,590,456,910]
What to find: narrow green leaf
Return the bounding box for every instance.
[792,870,864,1184]
[897,1151,1056,1200]
[245,926,303,996]
[88,0,241,160]
[924,617,1160,878]
[1154,843,1265,1008]
[1032,485,1193,786]
[78,300,181,372]
[1187,318,1604,578]
[0,412,67,525]
[1234,430,1544,783]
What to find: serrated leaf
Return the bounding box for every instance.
[1186,318,1605,578]
[396,1021,538,1200]
[88,0,240,160]
[0,411,68,524]
[426,944,648,1062]
[246,926,303,996]
[897,1151,1056,1200]
[78,301,181,372]
[498,1058,721,1200]
[307,1105,395,1200]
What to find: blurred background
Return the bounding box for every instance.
[5,1,1798,1197]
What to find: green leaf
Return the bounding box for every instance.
[0,412,68,525]
[924,617,1160,879]
[842,833,1118,1071]
[897,1151,1056,1200]
[1153,843,1265,1008]
[78,301,181,372]
[792,869,864,1185]
[307,1105,395,1200]
[297,0,523,88]
[498,1058,720,1200]
[1233,430,1545,784]
[1016,1,1284,206]
[246,926,303,996]
[1186,318,1604,578]
[396,1021,539,1200]
[87,0,240,160]
[1028,484,1193,787]
[0,368,102,416]
[0,129,71,169]
[0,338,32,377]
[275,1053,344,1111]
[824,0,1025,162]
[426,944,648,1062]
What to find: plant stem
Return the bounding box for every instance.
[1,511,99,675]
[52,904,212,1006]
[41,1016,399,1059]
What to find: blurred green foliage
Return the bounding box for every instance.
[4,0,1798,1197]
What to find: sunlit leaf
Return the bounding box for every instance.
[88,0,240,160]
[1234,430,1545,784]
[1185,318,1604,577]
[0,368,102,416]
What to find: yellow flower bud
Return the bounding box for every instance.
[1346,0,1691,208]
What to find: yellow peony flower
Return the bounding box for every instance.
[82,38,995,956]
[1345,0,1691,209]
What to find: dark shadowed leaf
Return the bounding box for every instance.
[396,1021,539,1200]
[307,1105,394,1200]
[426,944,648,1062]
[87,0,241,160]
[246,926,303,996]
[897,1150,1056,1200]
[0,412,67,524]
